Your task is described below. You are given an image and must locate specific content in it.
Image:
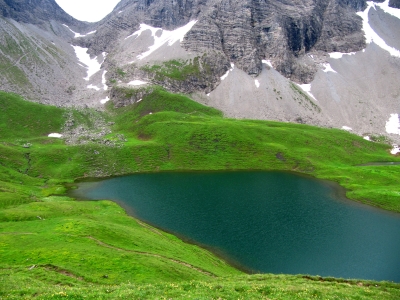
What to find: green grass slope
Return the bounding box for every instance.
[2,273,400,299]
[1,89,400,299]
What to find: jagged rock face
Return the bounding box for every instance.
[0,0,85,29]
[390,0,400,8]
[182,0,370,82]
[0,18,96,106]
[84,0,375,83]
[81,0,207,54]
[0,0,101,106]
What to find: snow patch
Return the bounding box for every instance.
[262,60,273,68]
[100,97,110,104]
[363,136,371,141]
[297,83,318,101]
[220,63,235,81]
[220,71,230,81]
[118,11,123,14]
[255,79,260,88]
[356,2,400,57]
[342,126,352,131]
[128,80,148,86]
[87,84,100,91]
[385,113,400,134]
[322,63,337,73]
[102,70,108,91]
[391,144,400,155]
[207,93,210,97]
[72,46,105,80]
[63,24,96,38]
[48,133,62,138]
[376,0,400,19]
[329,52,356,59]
[126,21,197,60]
[125,24,161,40]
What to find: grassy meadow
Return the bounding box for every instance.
[0,89,400,299]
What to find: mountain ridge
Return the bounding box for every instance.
[0,0,399,144]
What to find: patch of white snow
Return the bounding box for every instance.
[48,133,63,138]
[100,97,110,104]
[385,113,400,134]
[376,0,400,19]
[297,83,318,101]
[363,136,371,141]
[220,63,235,81]
[329,52,356,59]
[391,144,400,155]
[72,45,103,80]
[255,79,260,88]
[63,24,96,38]
[102,70,108,90]
[322,63,337,73]
[342,126,353,131]
[87,84,100,91]
[128,80,148,86]
[356,2,400,57]
[135,20,198,60]
[125,24,162,40]
[220,71,230,81]
[262,60,273,68]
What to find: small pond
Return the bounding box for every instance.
[71,171,400,282]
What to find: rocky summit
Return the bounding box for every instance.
[0,0,399,143]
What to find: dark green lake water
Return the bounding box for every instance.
[72,171,400,282]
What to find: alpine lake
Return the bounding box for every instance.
[71,171,400,282]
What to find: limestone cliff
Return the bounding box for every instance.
[83,0,384,83]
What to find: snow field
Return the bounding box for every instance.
[125,21,198,61]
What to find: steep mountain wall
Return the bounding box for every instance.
[390,0,400,8]
[0,0,87,29]
[83,0,385,83]
[0,18,94,105]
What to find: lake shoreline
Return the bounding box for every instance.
[70,171,400,282]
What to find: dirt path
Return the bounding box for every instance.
[87,236,216,277]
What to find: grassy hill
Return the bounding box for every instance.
[0,89,400,299]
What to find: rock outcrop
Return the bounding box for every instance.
[0,0,87,30]
[181,0,371,82]
[81,0,380,83]
[390,0,400,8]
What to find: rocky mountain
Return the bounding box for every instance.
[84,0,379,82]
[0,0,399,144]
[0,0,108,106]
[390,0,400,8]
[0,0,83,28]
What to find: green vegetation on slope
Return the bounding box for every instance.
[141,58,209,81]
[1,89,400,298]
[0,91,65,139]
[2,272,400,299]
